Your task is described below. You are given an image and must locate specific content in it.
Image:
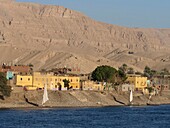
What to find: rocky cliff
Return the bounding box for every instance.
[0,0,170,73]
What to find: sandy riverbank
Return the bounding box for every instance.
[0,90,170,109]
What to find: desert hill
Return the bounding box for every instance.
[0,0,170,73]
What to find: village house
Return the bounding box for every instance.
[151,75,170,91]
[126,75,147,91]
[81,80,104,91]
[0,65,31,81]
[0,64,32,87]
[121,83,134,92]
[16,72,80,91]
[0,65,31,75]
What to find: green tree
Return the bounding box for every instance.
[28,63,34,67]
[119,64,128,74]
[127,67,134,74]
[144,66,157,78]
[160,68,169,75]
[144,66,151,77]
[117,69,127,84]
[91,65,117,82]
[63,79,70,90]
[146,87,154,94]
[0,72,12,98]
[118,64,128,81]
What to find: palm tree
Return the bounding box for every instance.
[63,79,70,90]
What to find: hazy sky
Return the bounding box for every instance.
[16,0,170,28]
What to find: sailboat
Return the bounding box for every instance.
[129,90,133,105]
[42,84,49,105]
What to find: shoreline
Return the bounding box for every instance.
[1,90,170,110]
[1,103,170,110]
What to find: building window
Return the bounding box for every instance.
[20,78,22,81]
[28,78,30,81]
[71,79,72,82]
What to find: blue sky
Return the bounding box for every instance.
[16,0,170,28]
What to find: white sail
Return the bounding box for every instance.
[130,90,133,103]
[42,84,49,105]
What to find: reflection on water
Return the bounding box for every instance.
[0,105,170,128]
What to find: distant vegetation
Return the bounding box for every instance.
[92,65,170,85]
[144,66,170,78]
[91,65,127,85]
[63,79,71,90]
[92,65,117,83]
[0,72,12,99]
[28,63,34,67]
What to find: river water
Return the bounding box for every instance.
[0,105,170,128]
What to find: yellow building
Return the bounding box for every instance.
[16,72,80,90]
[126,76,147,91]
[33,72,80,90]
[16,75,33,87]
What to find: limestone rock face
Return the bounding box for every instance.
[0,0,170,73]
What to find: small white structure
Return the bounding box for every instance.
[122,84,134,92]
[42,84,49,105]
[130,90,133,103]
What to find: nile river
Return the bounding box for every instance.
[0,105,170,128]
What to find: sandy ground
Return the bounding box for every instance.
[0,90,170,109]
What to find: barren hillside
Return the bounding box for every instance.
[0,0,170,73]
